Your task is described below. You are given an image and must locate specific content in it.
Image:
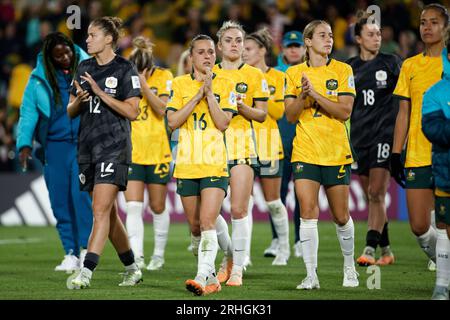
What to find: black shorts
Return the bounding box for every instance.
[78,162,129,192]
[352,142,392,176]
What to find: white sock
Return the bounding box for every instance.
[246,196,254,260]
[300,218,318,277]
[431,210,436,229]
[125,262,139,272]
[417,227,437,261]
[197,230,219,281]
[436,229,450,288]
[125,201,144,258]
[335,216,355,267]
[231,216,249,272]
[267,199,290,256]
[152,208,170,258]
[191,233,201,257]
[216,214,233,257]
[80,267,93,279]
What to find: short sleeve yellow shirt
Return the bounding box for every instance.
[285,59,356,165]
[393,53,443,168]
[213,63,270,160]
[131,68,173,165]
[166,73,237,178]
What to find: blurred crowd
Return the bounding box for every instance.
[0,0,448,172]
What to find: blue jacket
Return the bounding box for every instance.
[16,45,89,164]
[422,48,450,192]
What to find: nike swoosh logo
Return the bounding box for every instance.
[234,249,246,252]
[342,237,353,240]
[159,173,169,178]
[100,173,112,178]
[300,239,311,243]
[377,159,387,163]
[337,174,346,179]
[210,178,220,182]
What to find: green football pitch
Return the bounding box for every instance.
[0,221,435,300]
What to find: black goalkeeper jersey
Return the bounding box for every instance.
[347,53,402,149]
[70,55,141,164]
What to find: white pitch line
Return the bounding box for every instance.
[0,238,42,245]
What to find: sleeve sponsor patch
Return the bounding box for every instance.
[348,75,355,89]
[229,91,237,106]
[166,80,172,92]
[131,76,141,89]
[262,79,269,92]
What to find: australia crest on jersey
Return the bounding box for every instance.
[236,82,248,93]
[105,76,118,95]
[326,79,338,90]
[105,76,118,88]
[375,70,387,88]
[269,85,276,95]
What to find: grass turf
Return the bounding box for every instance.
[0,221,435,300]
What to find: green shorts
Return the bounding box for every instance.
[405,166,434,189]
[228,158,259,172]
[128,162,171,184]
[292,161,351,186]
[435,196,450,225]
[257,159,284,178]
[176,177,229,197]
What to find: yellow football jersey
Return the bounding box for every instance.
[131,67,173,165]
[166,73,238,179]
[213,63,270,160]
[285,59,356,166]
[393,53,443,168]
[252,67,285,161]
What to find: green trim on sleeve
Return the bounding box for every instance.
[254,97,269,101]
[284,95,297,99]
[392,94,411,101]
[337,92,356,98]
[166,107,178,113]
[223,108,238,114]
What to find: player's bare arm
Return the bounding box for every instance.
[80,71,140,120]
[167,86,204,130]
[392,100,411,153]
[304,75,353,121]
[67,80,90,119]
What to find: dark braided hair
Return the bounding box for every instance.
[42,32,78,108]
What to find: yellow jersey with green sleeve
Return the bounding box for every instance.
[252,67,285,161]
[285,59,356,166]
[212,63,270,161]
[393,53,443,168]
[131,67,173,165]
[166,73,238,179]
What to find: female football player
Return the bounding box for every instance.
[285,20,359,289]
